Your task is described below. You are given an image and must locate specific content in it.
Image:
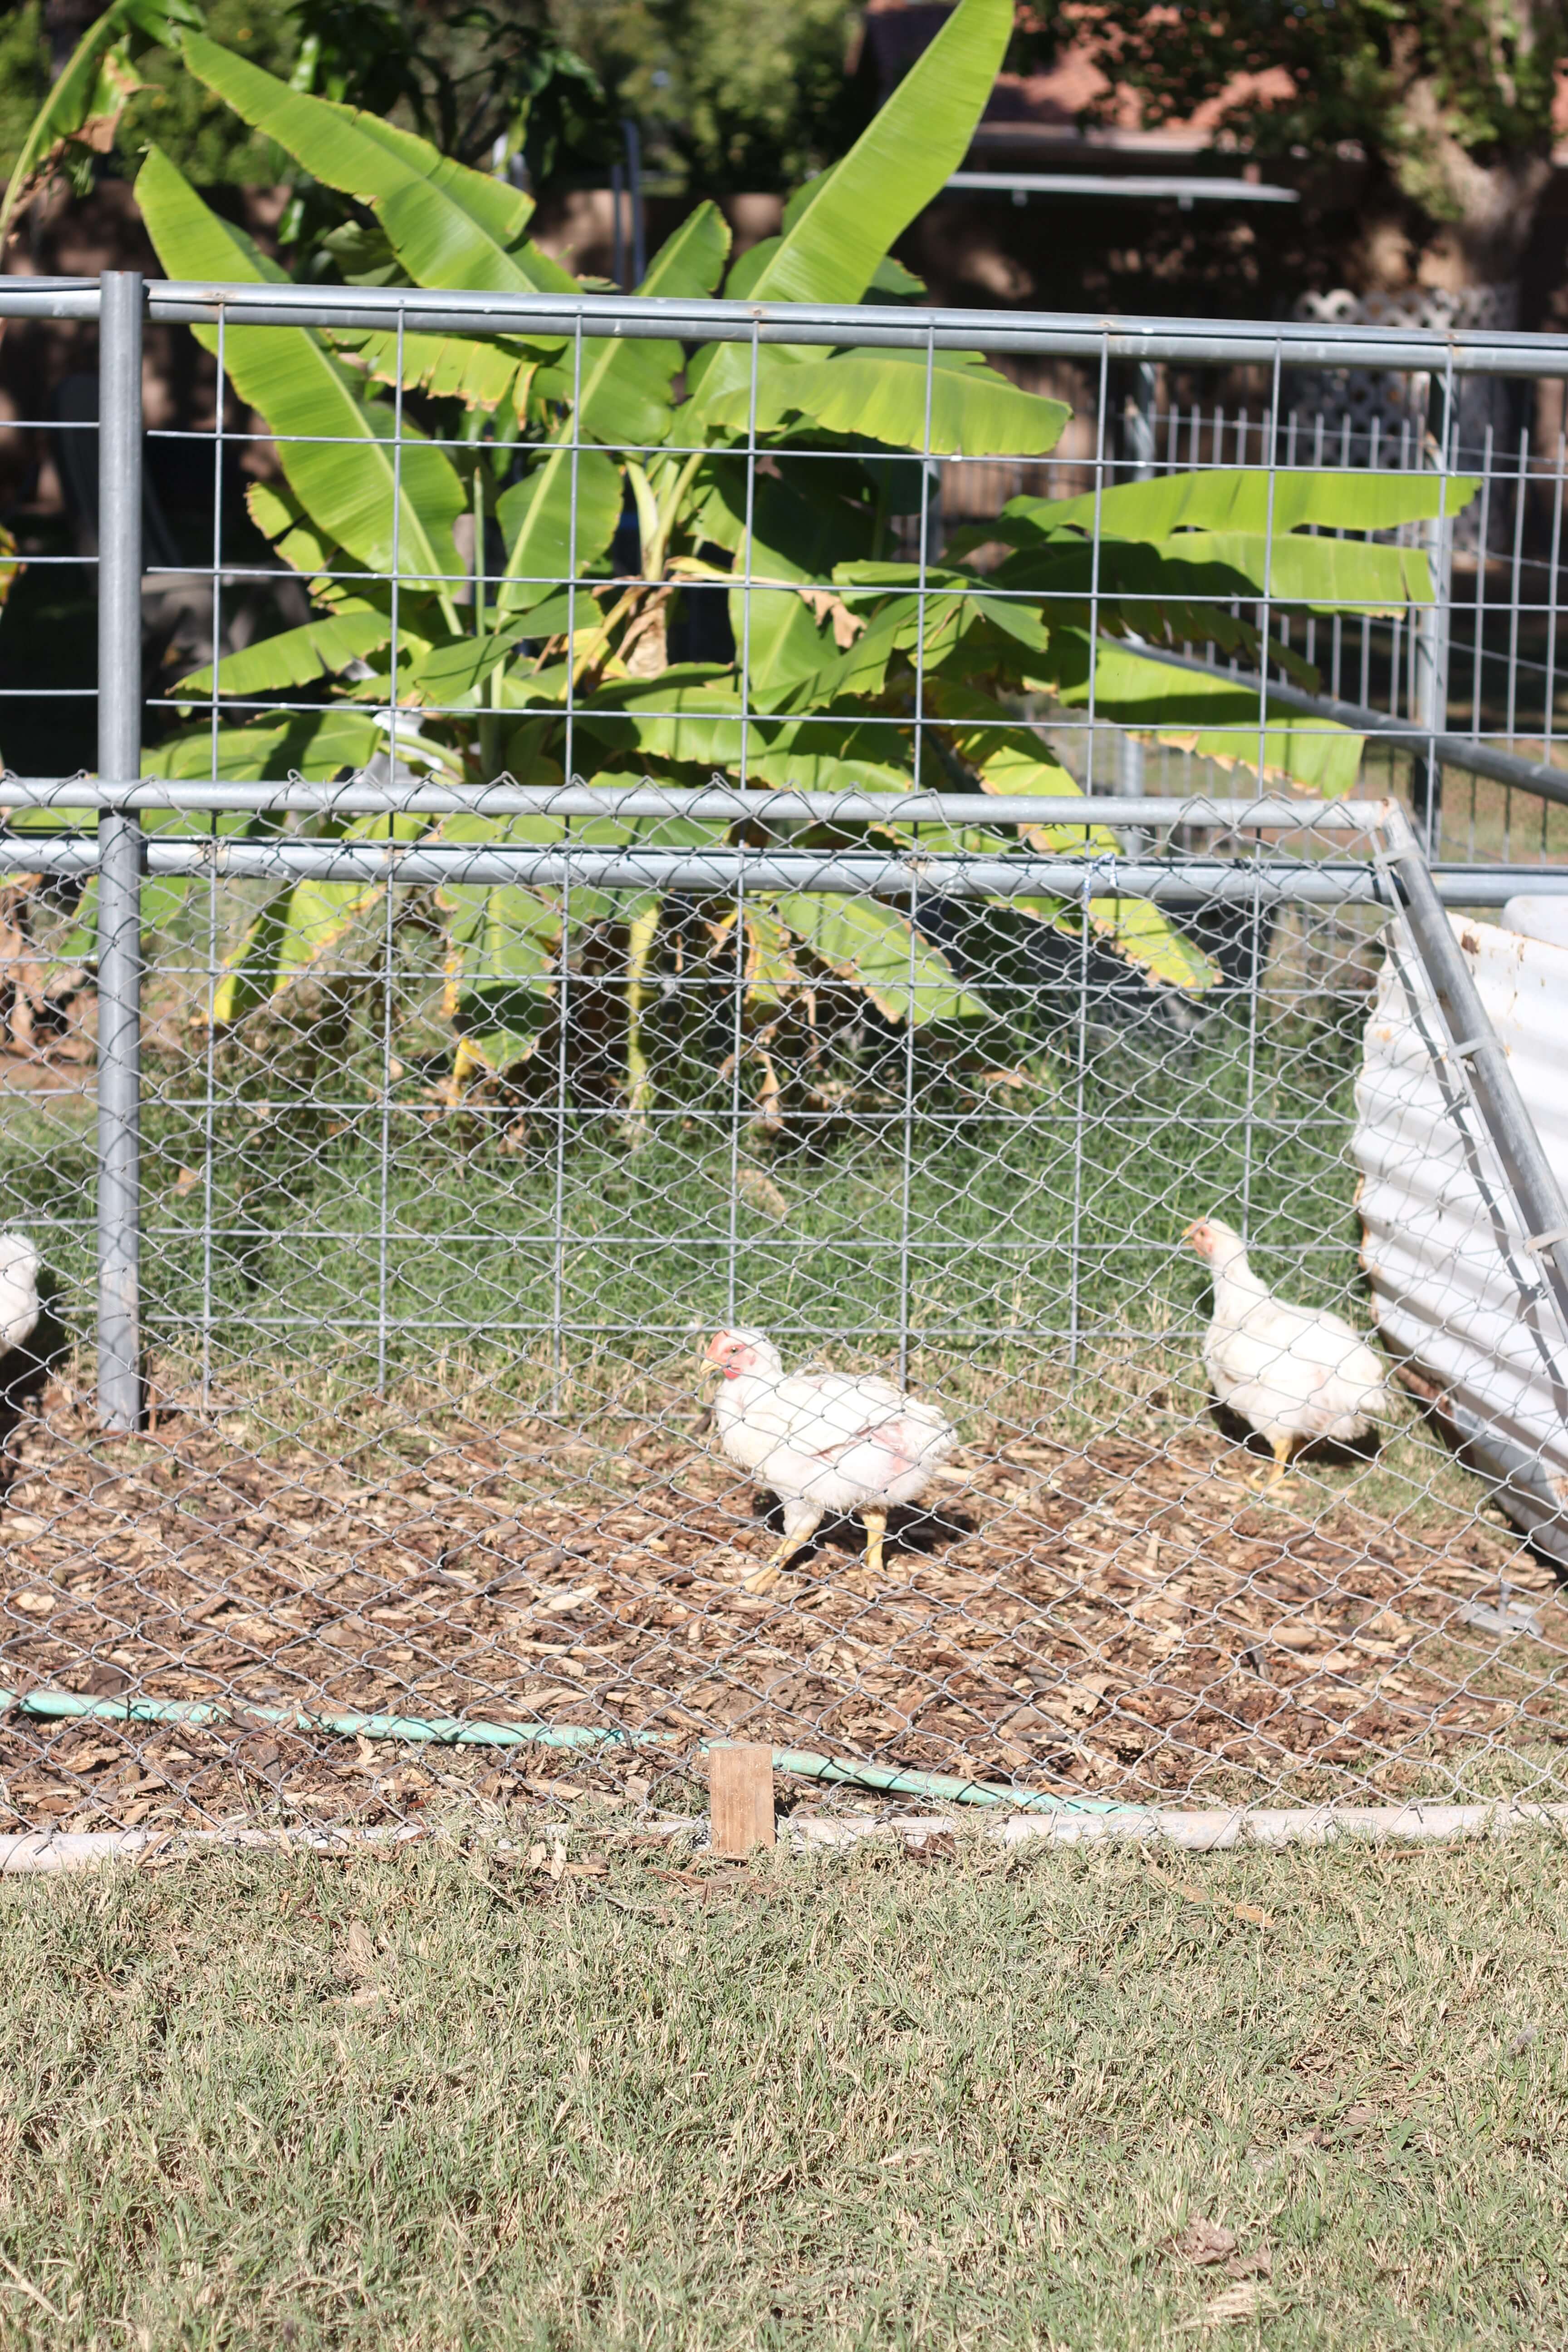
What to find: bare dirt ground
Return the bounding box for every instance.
[0,1383,1564,1831]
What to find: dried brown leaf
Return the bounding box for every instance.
[1176,2220,1237,2266]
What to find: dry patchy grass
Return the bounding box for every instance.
[0,1826,1565,2348]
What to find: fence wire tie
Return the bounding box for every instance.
[1443,1034,1490,1062]
[1525,1225,1568,1255]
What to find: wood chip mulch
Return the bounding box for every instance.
[0,1388,1563,1833]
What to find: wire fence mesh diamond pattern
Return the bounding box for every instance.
[1,277,1567,1838]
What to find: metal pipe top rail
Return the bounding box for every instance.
[0,776,1394,829]
[0,838,1406,899]
[945,171,1300,205]
[0,829,1554,903]
[5,273,1568,374]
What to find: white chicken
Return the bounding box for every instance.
[702,1328,957,1592]
[0,1234,39,1357]
[1184,1216,1386,1491]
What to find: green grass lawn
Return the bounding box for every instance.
[2,1824,1565,2348]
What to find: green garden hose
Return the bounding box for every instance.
[0,1686,1137,1816]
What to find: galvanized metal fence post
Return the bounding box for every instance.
[96,270,144,1432]
[1413,365,1455,854]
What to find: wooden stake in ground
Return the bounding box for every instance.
[708,1743,776,1854]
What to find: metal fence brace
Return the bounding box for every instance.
[0,275,1567,1838]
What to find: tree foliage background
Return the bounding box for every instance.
[1080,0,1568,288]
[0,0,871,199]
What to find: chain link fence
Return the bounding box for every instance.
[1,277,1568,1838]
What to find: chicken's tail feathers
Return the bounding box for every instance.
[811,1410,956,1472]
[890,1410,959,1466]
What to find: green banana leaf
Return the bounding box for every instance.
[990,531,1434,615]
[496,445,623,617]
[244,482,363,594]
[925,686,1219,995]
[179,34,575,300]
[521,200,732,460]
[689,464,875,693]
[1047,636,1364,796]
[212,810,428,1024]
[143,710,383,782]
[172,609,396,701]
[958,466,1484,552]
[746,715,916,796]
[0,0,201,247]
[135,150,465,622]
[705,0,1010,323]
[332,328,534,415]
[569,675,750,769]
[703,348,1069,459]
[405,625,533,709]
[486,205,733,622]
[768,598,911,714]
[762,895,986,1025]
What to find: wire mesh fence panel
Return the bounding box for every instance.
[1,279,1568,1837]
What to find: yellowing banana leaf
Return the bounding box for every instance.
[966,466,1483,550]
[172,609,395,700]
[212,810,427,1024]
[734,906,807,1008]
[923,685,1219,995]
[761,895,986,1025]
[0,0,200,246]
[703,348,1068,458]
[0,524,21,626]
[437,880,560,1080]
[1078,895,1218,995]
[136,151,464,625]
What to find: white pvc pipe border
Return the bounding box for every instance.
[4,1801,1566,1872]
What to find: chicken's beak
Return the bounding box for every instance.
[1181,1220,1201,1249]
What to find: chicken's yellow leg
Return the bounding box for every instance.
[862,1509,887,1579]
[1252,1434,1294,1495]
[742,1518,819,1595]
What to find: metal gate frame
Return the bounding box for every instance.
[0,270,1563,1427]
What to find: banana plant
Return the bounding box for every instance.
[6,0,1480,1138]
[0,0,202,249]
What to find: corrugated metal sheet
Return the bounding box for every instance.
[1353,908,1568,1561]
